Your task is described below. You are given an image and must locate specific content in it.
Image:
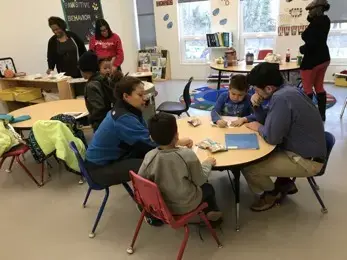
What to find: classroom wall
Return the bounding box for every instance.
[153,0,344,81]
[0,0,138,75]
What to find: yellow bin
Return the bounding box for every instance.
[0,87,42,102]
[335,73,347,88]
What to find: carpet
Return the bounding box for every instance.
[180,85,337,111]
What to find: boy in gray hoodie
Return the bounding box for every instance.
[139,113,222,222]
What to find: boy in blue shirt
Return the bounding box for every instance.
[211,74,254,127]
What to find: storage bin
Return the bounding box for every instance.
[335,74,347,87]
[0,87,42,102]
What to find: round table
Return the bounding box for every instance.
[177,116,275,230]
[9,99,87,129]
[210,61,300,90]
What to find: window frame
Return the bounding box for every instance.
[239,0,279,58]
[177,0,212,64]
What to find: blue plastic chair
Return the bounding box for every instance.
[69,141,134,238]
[294,132,335,214]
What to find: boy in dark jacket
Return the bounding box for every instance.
[78,51,112,131]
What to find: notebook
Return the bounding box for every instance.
[225,133,260,150]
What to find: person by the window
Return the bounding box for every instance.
[46,16,86,78]
[89,19,124,72]
[300,0,331,121]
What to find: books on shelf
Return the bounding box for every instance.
[206,32,233,48]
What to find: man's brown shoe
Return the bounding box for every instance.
[251,192,282,212]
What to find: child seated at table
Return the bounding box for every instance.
[139,112,223,224]
[211,74,254,127]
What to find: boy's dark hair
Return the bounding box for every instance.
[114,76,143,100]
[98,57,112,66]
[148,113,178,146]
[247,62,284,89]
[48,16,67,31]
[229,74,249,92]
[78,50,98,73]
[95,19,113,40]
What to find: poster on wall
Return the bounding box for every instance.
[156,0,173,7]
[61,0,104,43]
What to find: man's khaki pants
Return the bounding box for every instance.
[241,150,324,194]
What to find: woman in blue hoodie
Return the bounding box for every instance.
[85,76,192,187]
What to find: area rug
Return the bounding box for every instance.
[180,85,337,111]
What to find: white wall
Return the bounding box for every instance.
[154,0,345,81]
[153,0,238,80]
[0,0,138,75]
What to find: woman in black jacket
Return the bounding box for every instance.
[300,0,331,121]
[47,17,86,78]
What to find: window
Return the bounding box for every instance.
[178,0,211,63]
[240,0,279,58]
[328,23,347,60]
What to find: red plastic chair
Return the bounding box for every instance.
[0,144,46,187]
[127,171,223,260]
[258,49,273,60]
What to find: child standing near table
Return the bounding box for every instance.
[139,113,223,223]
[211,74,254,127]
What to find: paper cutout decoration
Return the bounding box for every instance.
[298,25,307,35]
[221,0,230,6]
[291,25,298,36]
[289,8,303,18]
[212,8,220,16]
[284,26,291,36]
[163,14,169,21]
[278,26,284,36]
[219,18,228,25]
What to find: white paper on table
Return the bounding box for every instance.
[210,116,239,128]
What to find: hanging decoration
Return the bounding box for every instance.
[289,8,303,18]
[221,0,230,6]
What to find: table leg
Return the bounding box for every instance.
[232,168,241,232]
[217,70,222,91]
[287,71,290,82]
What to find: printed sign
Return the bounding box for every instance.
[156,0,173,7]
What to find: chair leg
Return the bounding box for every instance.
[177,225,190,260]
[186,111,190,117]
[199,212,223,248]
[311,177,319,190]
[233,170,241,232]
[127,210,146,255]
[122,182,134,198]
[5,156,15,173]
[307,177,328,213]
[15,156,41,187]
[89,187,110,238]
[83,187,92,207]
[0,157,5,169]
[340,98,347,119]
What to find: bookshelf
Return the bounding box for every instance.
[137,47,171,82]
[207,32,233,82]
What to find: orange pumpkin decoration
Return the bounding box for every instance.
[4,66,15,78]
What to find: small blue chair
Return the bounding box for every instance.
[294,132,335,214]
[69,141,134,238]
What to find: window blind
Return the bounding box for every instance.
[328,0,347,23]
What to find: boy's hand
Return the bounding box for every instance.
[177,137,193,148]
[216,120,228,128]
[230,117,248,127]
[204,157,216,166]
[251,93,263,107]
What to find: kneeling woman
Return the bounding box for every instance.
[85,76,192,186]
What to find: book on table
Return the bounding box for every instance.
[225,133,260,150]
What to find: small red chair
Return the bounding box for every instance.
[258,49,273,60]
[127,171,223,260]
[0,144,45,187]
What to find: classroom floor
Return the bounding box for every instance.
[1,81,347,260]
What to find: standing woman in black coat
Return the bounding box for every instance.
[46,17,86,78]
[300,0,331,121]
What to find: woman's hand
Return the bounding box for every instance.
[177,137,193,148]
[216,120,228,128]
[230,117,248,127]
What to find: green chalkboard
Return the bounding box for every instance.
[61,0,104,43]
